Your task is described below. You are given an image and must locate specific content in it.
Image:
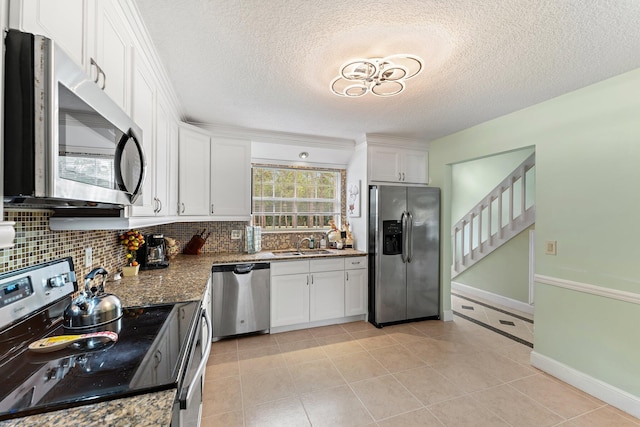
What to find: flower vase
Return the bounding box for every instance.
[122,265,140,277]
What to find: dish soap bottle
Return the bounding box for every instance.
[320,236,327,249]
[309,235,315,249]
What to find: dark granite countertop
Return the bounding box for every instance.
[2,249,366,426]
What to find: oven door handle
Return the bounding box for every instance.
[184,308,212,405]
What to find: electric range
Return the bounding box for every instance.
[0,258,201,422]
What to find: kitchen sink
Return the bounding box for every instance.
[271,249,335,256]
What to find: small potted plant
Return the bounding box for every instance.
[119,229,145,276]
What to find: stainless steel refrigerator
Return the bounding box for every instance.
[368,185,440,327]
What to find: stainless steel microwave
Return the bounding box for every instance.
[3,30,145,208]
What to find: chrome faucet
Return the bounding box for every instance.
[296,236,311,252]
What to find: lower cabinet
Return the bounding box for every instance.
[270,257,366,329]
[271,272,310,327]
[345,258,367,316]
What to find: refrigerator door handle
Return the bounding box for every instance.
[407,211,414,263]
[401,211,408,263]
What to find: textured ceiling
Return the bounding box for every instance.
[134,0,640,143]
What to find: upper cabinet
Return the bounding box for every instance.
[128,50,157,217]
[178,126,211,216]
[368,145,429,184]
[178,130,252,221]
[9,0,88,67]
[210,137,251,220]
[156,94,178,216]
[9,0,133,113]
[89,0,132,113]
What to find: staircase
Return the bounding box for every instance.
[452,153,535,278]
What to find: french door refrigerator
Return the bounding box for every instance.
[368,185,440,327]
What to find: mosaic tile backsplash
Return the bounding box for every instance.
[0,210,348,278]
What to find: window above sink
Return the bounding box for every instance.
[252,165,346,232]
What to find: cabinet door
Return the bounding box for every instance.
[210,137,251,218]
[345,268,367,316]
[178,127,211,216]
[167,115,179,216]
[154,96,172,216]
[271,274,309,327]
[309,271,344,322]
[92,0,131,112]
[402,150,429,184]
[369,147,401,182]
[10,0,87,67]
[129,52,156,216]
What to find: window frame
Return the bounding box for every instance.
[251,164,345,232]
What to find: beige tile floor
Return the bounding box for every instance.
[201,317,639,427]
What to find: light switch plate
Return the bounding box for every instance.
[545,240,557,255]
[231,230,242,240]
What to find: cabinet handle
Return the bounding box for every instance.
[100,68,107,90]
[90,58,99,84]
[402,172,406,181]
[306,275,309,286]
[90,58,106,90]
[181,203,185,214]
[311,274,314,285]
[346,271,349,280]
[398,172,402,181]
[157,198,163,214]
[211,204,215,214]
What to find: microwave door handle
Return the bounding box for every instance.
[183,309,212,405]
[115,129,146,204]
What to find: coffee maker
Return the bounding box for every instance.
[137,234,169,269]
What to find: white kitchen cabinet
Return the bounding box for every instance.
[271,257,369,330]
[344,257,368,316]
[129,50,156,217]
[178,126,211,216]
[166,116,180,216]
[154,95,176,216]
[369,146,428,184]
[9,0,89,68]
[271,272,310,328]
[309,270,344,322]
[210,137,251,219]
[89,0,132,113]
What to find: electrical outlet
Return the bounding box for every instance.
[85,247,93,267]
[545,240,557,255]
[231,230,242,240]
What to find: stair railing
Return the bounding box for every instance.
[452,152,535,277]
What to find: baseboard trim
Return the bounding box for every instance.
[531,351,640,419]
[270,315,366,334]
[442,309,453,322]
[451,281,534,315]
[535,274,640,306]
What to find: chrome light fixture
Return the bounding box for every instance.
[299,151,309,159]
[330,54,423,97]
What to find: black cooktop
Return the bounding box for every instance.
[0,301,199,421]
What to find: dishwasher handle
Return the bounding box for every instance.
[234,264,255,274]
[212,262,270,274]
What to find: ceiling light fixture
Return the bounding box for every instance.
[299,151,309,159]
[330,54,423,97]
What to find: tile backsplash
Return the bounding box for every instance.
[0,210,346,277]
[0,210,132,279]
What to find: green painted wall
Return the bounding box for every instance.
[429,67,640,397]
[454,225,533,303]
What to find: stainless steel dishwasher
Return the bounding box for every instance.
[210,263,270,341]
